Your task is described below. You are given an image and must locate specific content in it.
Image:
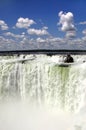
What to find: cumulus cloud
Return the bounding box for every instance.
[82,29,86,35]
[0,36,16,45]
[0,20,8,30]
[0,32,86,50]
[4,32,25,39]
[36,37,65,45]
[82,29,86,42]
[16,17,35,29]
[58,11,75,32]
[36,37,46,43]
[66,31,76,38]
[82,36,86,41]
[58,11,76,38]
[27,28,49,36]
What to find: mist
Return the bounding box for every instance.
[0,100,74,130]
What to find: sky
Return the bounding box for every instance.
[0,0,86,50]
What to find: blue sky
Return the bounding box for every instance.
[0,0,86,50]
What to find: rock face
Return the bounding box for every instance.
[64,54,74,63]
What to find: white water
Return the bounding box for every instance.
[0,54,86,130]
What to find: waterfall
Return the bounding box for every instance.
[0,54,86,111]
[0,54,86,130]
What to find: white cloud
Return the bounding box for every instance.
[82,36,86,41]
[4,32,25,39]
[58,11,76,38]
[16,17,35,29]
[58,11,75,32]
[27,28,49,36]
[66,31,76,38]
[0,36,16,44]
[36,37,46,43]
[47,37,65,43]
[0,33,86,50]
[79,21,86,25]
[82,29,86,35]
[82,29,86,42]
[42,26,48,30]
[36,36,65,45]
[0,20,8,30]
[82,30,86,42]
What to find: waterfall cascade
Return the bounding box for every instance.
[0,54,86,130]
[0,54,86,111]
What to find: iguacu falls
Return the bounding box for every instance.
[0,53,86,130]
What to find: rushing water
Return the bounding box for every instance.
[0,54,86,130]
